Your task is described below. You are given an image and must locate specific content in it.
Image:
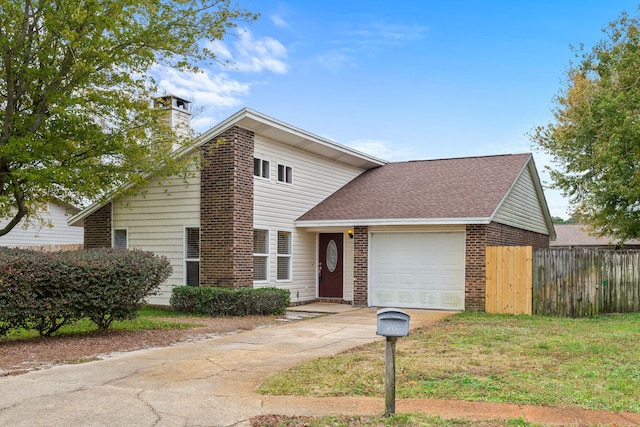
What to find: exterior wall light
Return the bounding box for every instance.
[347,229,354,239]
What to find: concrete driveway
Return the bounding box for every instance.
[0,305,453,427]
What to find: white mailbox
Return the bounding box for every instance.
[376,308,410,337]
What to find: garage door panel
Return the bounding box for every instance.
[417,272,435,283]
[376,291,394,304]
[371,232,465,310]
[398,272,416,284]
[399,292,415,303]
[440,292,464,309]
[419,292,437,305]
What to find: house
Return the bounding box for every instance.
[551,224,640,249]
[69,101,556,311]
[0,200,84,248]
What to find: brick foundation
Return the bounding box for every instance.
[200,126,254,288]
[83,203,112,249]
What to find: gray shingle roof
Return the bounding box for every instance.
[551,224,640,247]
[297,153,532,223]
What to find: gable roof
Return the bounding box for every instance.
[551,224,640,248]
[296,153,555,237]
[68,108,386,226]
[192,108,386,170]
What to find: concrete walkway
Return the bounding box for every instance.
[1,304,639,426]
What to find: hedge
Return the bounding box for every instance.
[0,247,172,336]
[0,248,78,336]
[170,286,290,316]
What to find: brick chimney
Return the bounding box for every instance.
[154,94,192,140]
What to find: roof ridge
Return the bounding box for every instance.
[402,152,531,164]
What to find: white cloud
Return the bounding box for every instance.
[210,29,289,74]
[149,28,289,132]
[316,21,427,71]
[271,13,289,28]
[316,49,354,72]
[347,139,413,162]
[153,67,251,132]
[156,68,249,106]
[207,40,232,62]
[352,22,428,44]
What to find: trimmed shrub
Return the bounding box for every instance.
[60,249,173,331]
[170,286,290,316]
[0,247,172,335]
[0,248,80,336]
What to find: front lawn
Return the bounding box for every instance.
[258,312,640,413]
[1,305,201,340]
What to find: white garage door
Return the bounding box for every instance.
[370,232,465,310]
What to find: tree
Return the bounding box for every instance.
[0,0,257,236]
[531,10,640,241]
[551,216,577,224]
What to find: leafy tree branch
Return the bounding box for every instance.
[531,9,640,241]
[0,0,257,236]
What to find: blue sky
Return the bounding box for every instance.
[155,1,640,219]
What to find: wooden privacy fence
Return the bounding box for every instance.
[486,246,532,315]
[486,246,640,316]
[533,249,640,316]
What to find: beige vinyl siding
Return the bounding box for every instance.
[113,161,201,305]
[343,234,354,301]
[493,163,549,235]
[254,136,365,303]
[0,203,83,246]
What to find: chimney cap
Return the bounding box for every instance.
[155,94,191,111]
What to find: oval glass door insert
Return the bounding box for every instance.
[326,240,338,272]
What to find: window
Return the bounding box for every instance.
[185,227,200,287]
[254,157,270,179]
[277,164,292,184]
[277,231,292,281]
[254,229,269,281]
[113,229,127,249]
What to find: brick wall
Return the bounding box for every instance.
[465,222,550,311]
[83,203,112,249]
[200,126,254,288]
[465,224,487,311]
[353,225,369,307]
[486,222,549,249]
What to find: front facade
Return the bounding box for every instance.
[71,107,555,311]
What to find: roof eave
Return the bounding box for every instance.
[294,217,492,228]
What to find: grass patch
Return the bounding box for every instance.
[137,305,208,318]
[251,414,544,427]
[1,306,202,341]
[258,312,640,413]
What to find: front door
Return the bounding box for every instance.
[318,233,344,298]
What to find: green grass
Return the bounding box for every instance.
[1,305,202,341]
[258,312,640,413]
[252,414,544,427]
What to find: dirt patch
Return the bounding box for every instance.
[0,315,282,376]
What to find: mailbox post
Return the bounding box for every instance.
[376,308,410,416]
